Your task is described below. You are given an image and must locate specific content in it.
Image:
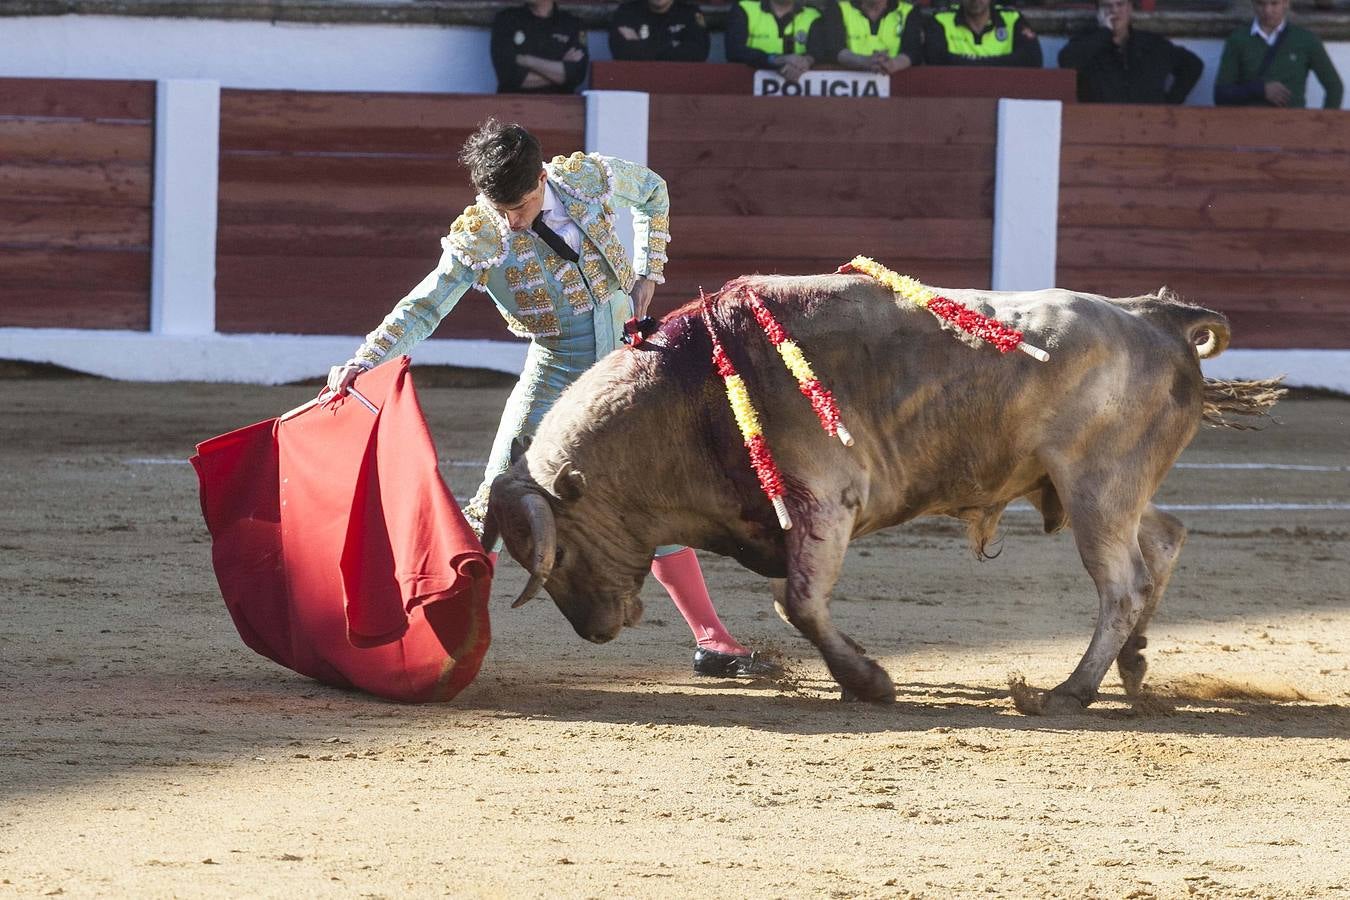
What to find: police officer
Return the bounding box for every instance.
[490,0,589,94]
[726,0,828,83]
[609,0,711,62]
[820,0,924,74]
[925,0,1042,67]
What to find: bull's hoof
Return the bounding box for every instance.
[1008,675,1089,716]
[836,660,895,704]
[1118,656,1148,698]
[1040,690,1090,717]
[1117,638,1149,698]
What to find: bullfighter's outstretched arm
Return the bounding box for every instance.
[602,155,671,286]
[350,243,477,370]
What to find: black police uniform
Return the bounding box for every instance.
[609,0,711,62]
[490,3,589,94]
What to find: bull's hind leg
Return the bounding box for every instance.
[1116,504,1187,697]
[778,519,894,703]
[1034,485,1155,716]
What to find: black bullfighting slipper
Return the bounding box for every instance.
[692,647,781,679]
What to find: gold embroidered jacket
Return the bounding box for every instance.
[353,152,670,368]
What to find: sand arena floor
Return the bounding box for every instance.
[1,369,1348,898]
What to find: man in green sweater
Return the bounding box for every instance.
[1214,0,1342,109]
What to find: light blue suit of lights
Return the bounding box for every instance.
[349,152,672,536]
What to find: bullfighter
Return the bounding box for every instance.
[327,119,775,678]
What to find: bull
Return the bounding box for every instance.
[482,272,1282,713]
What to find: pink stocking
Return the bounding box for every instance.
[650,548,747,656]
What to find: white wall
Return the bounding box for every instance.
[0,17,499,92]
[2,15,1337,105]
[0,16,700,92]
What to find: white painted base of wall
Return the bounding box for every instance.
[1202,350,1350,395]
[0,329,527,385]
[2,329,1342,394]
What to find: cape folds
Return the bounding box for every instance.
[191,358,492,703]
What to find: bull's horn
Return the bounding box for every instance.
[479,510,499,560]
[511,491,557,609]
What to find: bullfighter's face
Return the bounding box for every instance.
[491,169,548,233]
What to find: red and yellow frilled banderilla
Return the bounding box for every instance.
[700,260,1049,531]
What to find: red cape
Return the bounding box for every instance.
[191,358,492,702]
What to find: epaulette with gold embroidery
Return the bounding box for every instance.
[547,152,614,206]
[441,201,508,277]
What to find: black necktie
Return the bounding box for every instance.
[532,213,579,264]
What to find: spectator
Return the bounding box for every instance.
[1214,0,1343,109]
[819,0,924,75]
[726,0,828,84]
[490,0,589,94]
[925,0,1042,67]
[609,0,710,62]
[1058,0,1202,104]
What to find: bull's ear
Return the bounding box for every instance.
[509,435,532,463]
[552,461,585,502]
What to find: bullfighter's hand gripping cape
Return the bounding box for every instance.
[190,358,492,703]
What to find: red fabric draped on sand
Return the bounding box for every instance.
[191,358,492,703]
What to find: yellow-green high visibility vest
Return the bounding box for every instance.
[933,7,1018,59]
[739,0,822,55]
[838,0,913,58]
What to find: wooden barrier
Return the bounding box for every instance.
[591,61,1075,102]
[1058,105,1350,350]
[214,92,586,341]
[0,78,154,330]
[648,94,997,311]
[6,78,1345,358]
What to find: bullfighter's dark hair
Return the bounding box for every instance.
[458,118,543,204]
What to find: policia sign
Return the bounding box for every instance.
[753,70,890,96]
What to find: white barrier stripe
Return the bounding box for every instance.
[1155,503,1350,512]
[1006,501,1350,513]
[110,464,1350,513]
[126,457,490,467]
[133,458,1340,472]
[1175,463,1349,472]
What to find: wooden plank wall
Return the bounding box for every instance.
[647,95,997,314]
[0,78,155,330]
[1058,106,1350,349]
[215,92,585,340]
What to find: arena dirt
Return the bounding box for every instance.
[2,372,1347,898]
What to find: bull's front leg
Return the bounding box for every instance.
[777,515,895,704]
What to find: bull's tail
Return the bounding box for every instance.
[1202,377,1287,429]
[1145,289,1286,428]
[1149,287,1231,360]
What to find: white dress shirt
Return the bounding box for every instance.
[539,182,584,256]
[1250,18,1287,47]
